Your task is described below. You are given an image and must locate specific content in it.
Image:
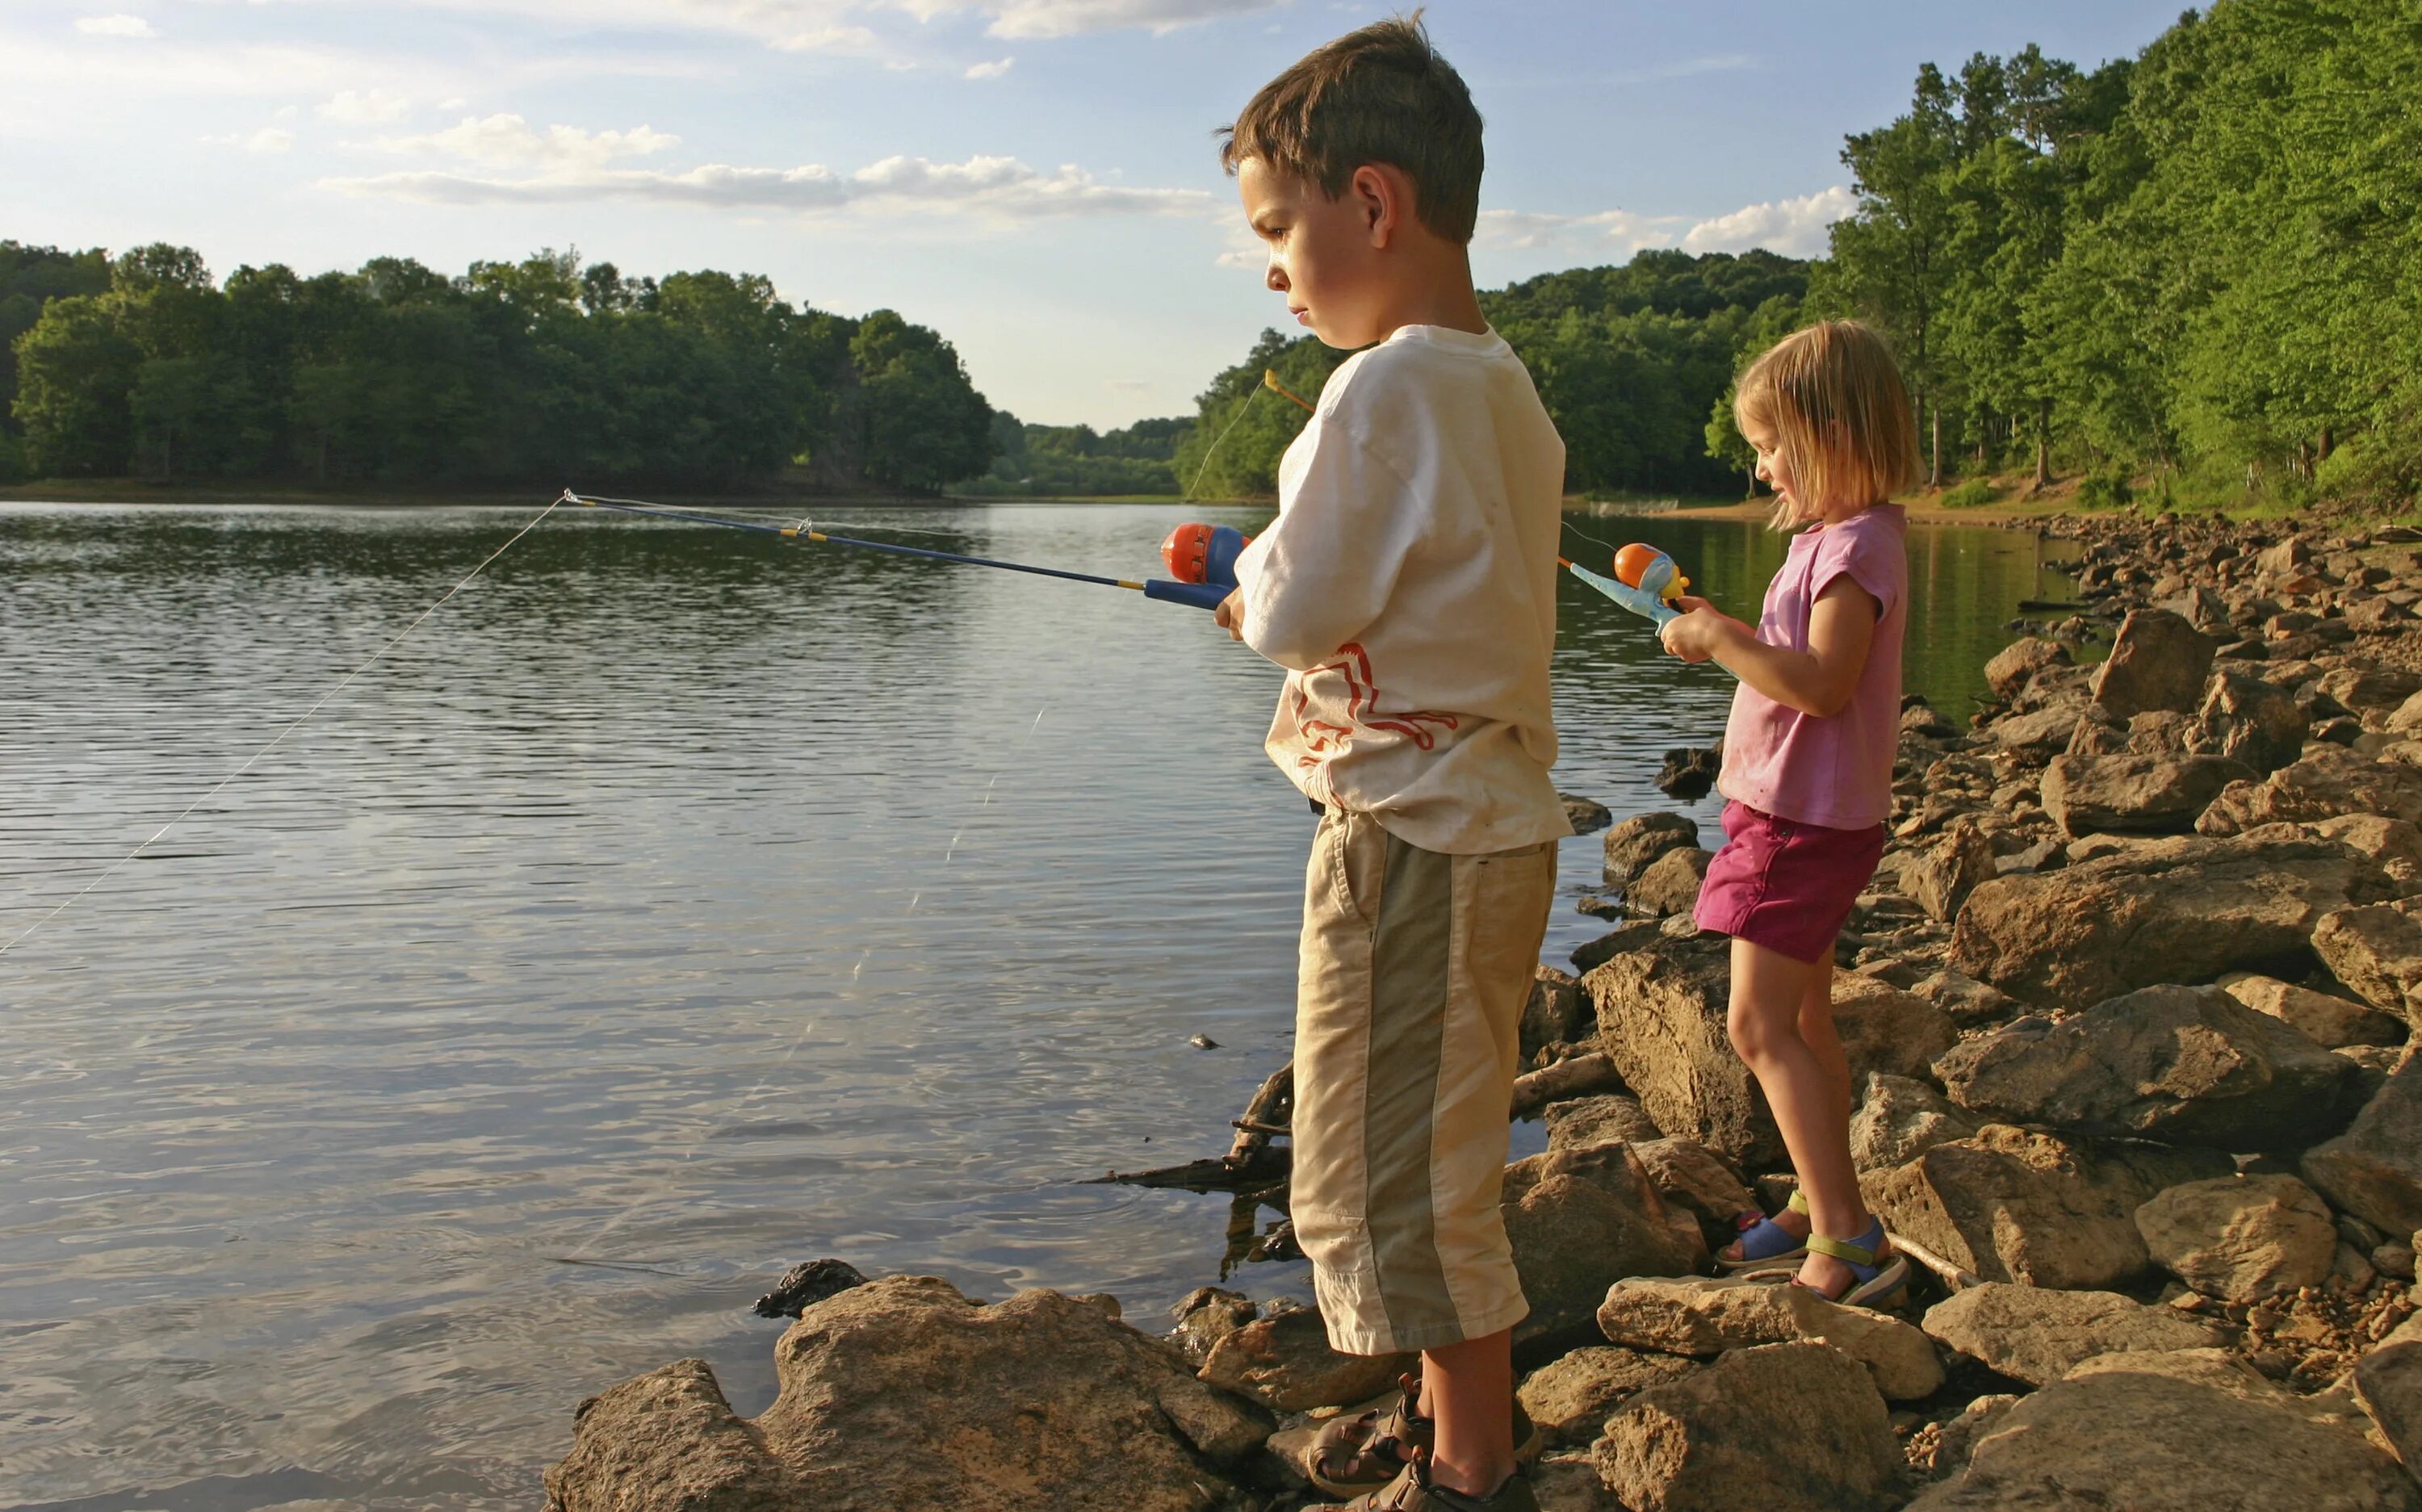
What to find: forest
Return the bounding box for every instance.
[5,2,2415,511]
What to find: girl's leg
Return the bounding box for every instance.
[1725,936,1872,1295]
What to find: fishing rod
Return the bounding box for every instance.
[560,491,1234,611]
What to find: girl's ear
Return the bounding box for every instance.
[1351,164,1402,249]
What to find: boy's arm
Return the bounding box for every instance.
[1227,425,1418,670]
[1660,579,1879,718]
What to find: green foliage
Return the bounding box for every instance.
[1939,476,2001,508]
[3,244,991,492]
[1171,329,1350,499]
[2075,463,2135,511]
[965,413,1192,496]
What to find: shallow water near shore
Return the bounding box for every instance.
[0,501,2073,1510]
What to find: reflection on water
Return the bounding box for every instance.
[0,502,2068,1510]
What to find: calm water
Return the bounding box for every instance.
[0,502,2070,1510]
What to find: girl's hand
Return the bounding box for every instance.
[1658,602,1732,663]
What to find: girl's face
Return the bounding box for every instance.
[1747,423,1797,513]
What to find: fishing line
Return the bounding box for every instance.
[0,495,568,962]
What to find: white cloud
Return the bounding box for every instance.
[1476,207,1685,259]
[979,0,1284,38]
[246,126,295,153]
[323,149,1209,221]
[375,113,680,172]
[770,23,882,52]
[965,56,1014,78]
[1679,185,1855,258]
[75,13,154,36]
[320,87,412,123]
[1611,53,1754,85]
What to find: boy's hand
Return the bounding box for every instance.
[1214,588,1246,641]
[1658,600,1732,664]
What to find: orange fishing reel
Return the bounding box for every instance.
[1160,522,1252,591]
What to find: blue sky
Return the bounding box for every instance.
[2,0,2187,429]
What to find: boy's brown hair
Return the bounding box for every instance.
[1734,320,1921,530]
[1218,11,1485,245]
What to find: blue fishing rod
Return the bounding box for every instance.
[559,490,1236,611]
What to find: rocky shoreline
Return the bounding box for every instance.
[546,512,2422,1512]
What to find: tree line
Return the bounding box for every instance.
[0,244,991,492]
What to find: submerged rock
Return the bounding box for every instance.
[753,1258,870,1319]
[1653,745,1721,803]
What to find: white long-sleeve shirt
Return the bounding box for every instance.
[1232,323,1571,856]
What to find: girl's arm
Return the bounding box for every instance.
[1658,577,1879,718]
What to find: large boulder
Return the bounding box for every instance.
[1903,815,1996,923]
[2319,665,2422,713]
[1850,1073,1980,1172]
[1627,847,1713,918]
[1595,1275,1944,1401]
[1519,1347,1702,1449]
[2039,752,2250,837]
[2315,899,2422,1028]
[1590,1342,1901,1512]
[544,1277,1268,1512]
[1947,829,2397,1009]
[1200,1304,1410,1414]
[2198,746,2422,834]
[1502,1143,1707,1352]
[1985,636,2071,701]
[1905,1352,2420,1511]
[1544,1094,1664,1151]
[1585,932,1783,1169]
[2188,672,2309,774]
[2307,813,2422,886]
[1863,1125,2231,1291]
[2134,1174,2340,1302]
[2219,970,2406,1049]
[1550,1090,1666,1153]
[1993,702,2089,761]
[1919,1284,2227,1387]
[1831,972,1959,1083]
[2353,1315,2422,1472]
[1931,984,2365,1149]
[1605,811,1700,885]
[2303,1064,2422,1238]
[2091,608,2215,719]
[1630,1137,1758,1247]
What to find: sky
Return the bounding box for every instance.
[0,0,2191,430]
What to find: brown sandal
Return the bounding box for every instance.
[1322,1455,1542,1511]
[1306,1373,1542,1499]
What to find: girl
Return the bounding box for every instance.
[1657,320,1919,1306]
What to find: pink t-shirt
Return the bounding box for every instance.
[1717,504,1908,831]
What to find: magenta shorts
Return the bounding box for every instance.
[1692,801,1887,965]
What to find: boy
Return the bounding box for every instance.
[1211,15,1569,1511]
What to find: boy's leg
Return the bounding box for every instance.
[1292,810,1553,1497]
[1423,1326,1515,1497]
[1725,937,1870,1293]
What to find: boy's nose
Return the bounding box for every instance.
[1264,258,1289,294]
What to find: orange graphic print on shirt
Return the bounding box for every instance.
[1293,643,1460,773]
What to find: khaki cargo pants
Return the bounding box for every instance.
[1292,807,1558,1356]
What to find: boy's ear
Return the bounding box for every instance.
[1351,164,1406,249]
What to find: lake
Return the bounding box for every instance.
[0,501,2072,1510]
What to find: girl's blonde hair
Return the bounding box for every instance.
[1733,320,1921,530]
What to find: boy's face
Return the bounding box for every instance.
[1238,157,1390,350]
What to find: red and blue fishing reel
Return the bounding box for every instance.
[1154,522,1252,609]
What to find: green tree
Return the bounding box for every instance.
[14,294,140,475]
[847,310,994,491]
